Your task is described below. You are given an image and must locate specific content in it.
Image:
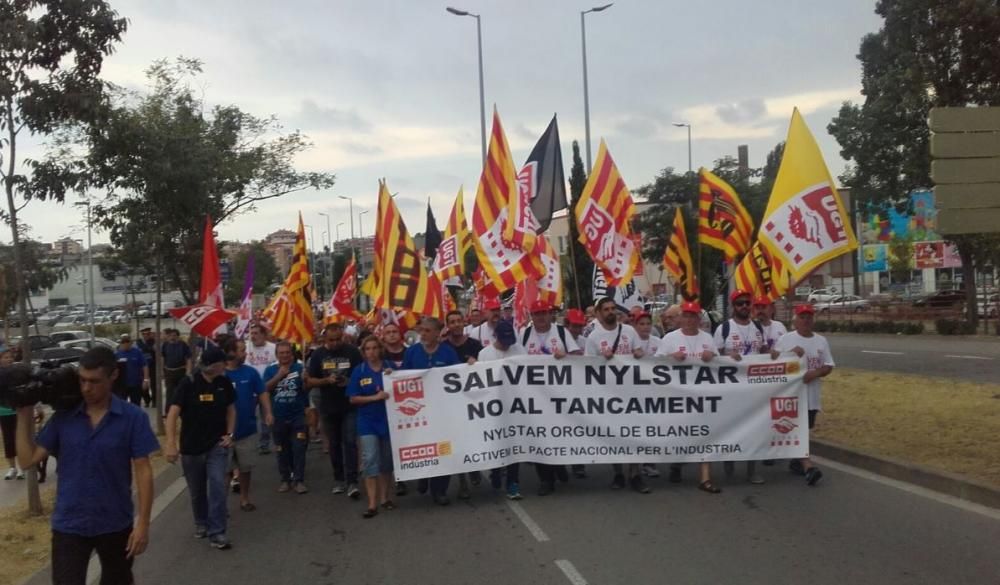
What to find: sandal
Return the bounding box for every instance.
[363,508,378,519]
[380,500,396,510]
[698,480,722,494]
[240,502,257,512]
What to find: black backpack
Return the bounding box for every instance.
[717,319,765,342]
[521,324,569,350]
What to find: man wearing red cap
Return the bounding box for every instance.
[584,297,650,494]
[752,297,787,352]
[714,290,768,484]
[772,304,832,486]
[520,300,578,495]
[656,301,722,493]
[469,298,502,345]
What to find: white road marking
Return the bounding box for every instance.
[555,559,589,585]
[506,500,550,542]
[86,474,188,585]
[860,350,904,355]
[945,354,994,361]
[813,456,1000,522]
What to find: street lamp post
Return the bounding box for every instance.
[318,212,331,252]
[581,3,613,174]
[358,210,369,240]
[446,6,487,164]
[672,122,692,174]
[336,222,344,248]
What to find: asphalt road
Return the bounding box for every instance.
[25,443,999,585]
[826,333,1000,383]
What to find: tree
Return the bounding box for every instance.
[223,242,280,306]
[53,58,336,303]
[0,0,127,516]
[828,0,1000,326]
[565,141,593,309]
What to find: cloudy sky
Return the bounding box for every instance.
[20,0,883,248]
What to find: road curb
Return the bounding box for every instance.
[812,439,1000,510]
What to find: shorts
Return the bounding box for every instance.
[808,409,819,430]
[358,434,393,478]
[308,388,321,409]
[231,434,258,472]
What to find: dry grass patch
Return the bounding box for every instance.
[814,368,1000,487]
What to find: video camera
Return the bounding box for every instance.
[0,363,84,411]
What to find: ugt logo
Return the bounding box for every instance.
[770,396,799,434]
[393,377,425,417]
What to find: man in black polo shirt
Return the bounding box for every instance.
[165,346,236,550]
[305,322,362,498]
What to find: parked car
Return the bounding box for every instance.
[53,316,89,330]
[8,335,57,352]
[49,330,91,344]
[38,313,64,327]
[31,347,85,367]
[58,337,117,351]
[977,293,999,318]
[806,288,841,303]
[109,310,129,323]
[912,290,966,308]
[814,295,870,313]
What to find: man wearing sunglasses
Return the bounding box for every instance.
[713,289,768,485]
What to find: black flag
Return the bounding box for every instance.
[521,115,567,233]
[424,199,442,260]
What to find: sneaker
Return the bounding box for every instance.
[15,470,25,480]
[332,483,347,495]
[805,467,824,486]
[506,483,523,500]
[4,468,15,480]
[789,460,806,476]
[194,526,208,539]
[347,483,361,499]
[294,482,309,494]
[668,464,682,483]
[642,464,660,478]
[630,475,651,494]
[209,534,232,550]
[748,473,766,485]
[278,482,291,493]
[395,481,408,497]
[610,474,626,490]
[230,478,240,494]
[536,482,554,497]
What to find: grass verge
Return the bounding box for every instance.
[814,368,1000,488]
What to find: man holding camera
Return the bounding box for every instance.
[16,346,159,585]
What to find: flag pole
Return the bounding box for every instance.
[567,229,583,308]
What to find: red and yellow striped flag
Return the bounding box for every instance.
[432,187,471,282]
[472,109,546,296]
[266,213,316,344]
[734,242,789,301]
[574,140,638,287]
[662,207,698,301]
[698,168,754,262]
[534,233,562,307]
[372,180,443,319]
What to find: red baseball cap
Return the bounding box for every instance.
[565,308,586,325]
[483,297,501,310]
[794,303,816,315]
[529,300,553,314]
[752,296,772,306]
[680,301,702,314]
[730,289,752,303]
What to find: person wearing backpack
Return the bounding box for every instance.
[713,289,769,485]
[520,300,579,496]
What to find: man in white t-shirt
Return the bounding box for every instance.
[469,298,501,345]
[772,303,833,486]
[519,300,577,495]
[583,297,649,494]
[714,290,768,484]
[656,301,723,493]
[463,308,485,338]
[632,311,661,357]
[245,324,277,454]
[753,296,787,352]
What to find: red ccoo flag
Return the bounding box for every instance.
[199,216,224,308]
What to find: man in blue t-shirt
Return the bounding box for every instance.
[16,347,159,584]
[263,341,309,494]
[401,316,460,505]
[224,338,273,511]
[115,334,149,406]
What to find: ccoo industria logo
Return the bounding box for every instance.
[770,397,799,434]
[747,361,799,384]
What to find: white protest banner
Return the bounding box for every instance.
[385,354,809,481]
